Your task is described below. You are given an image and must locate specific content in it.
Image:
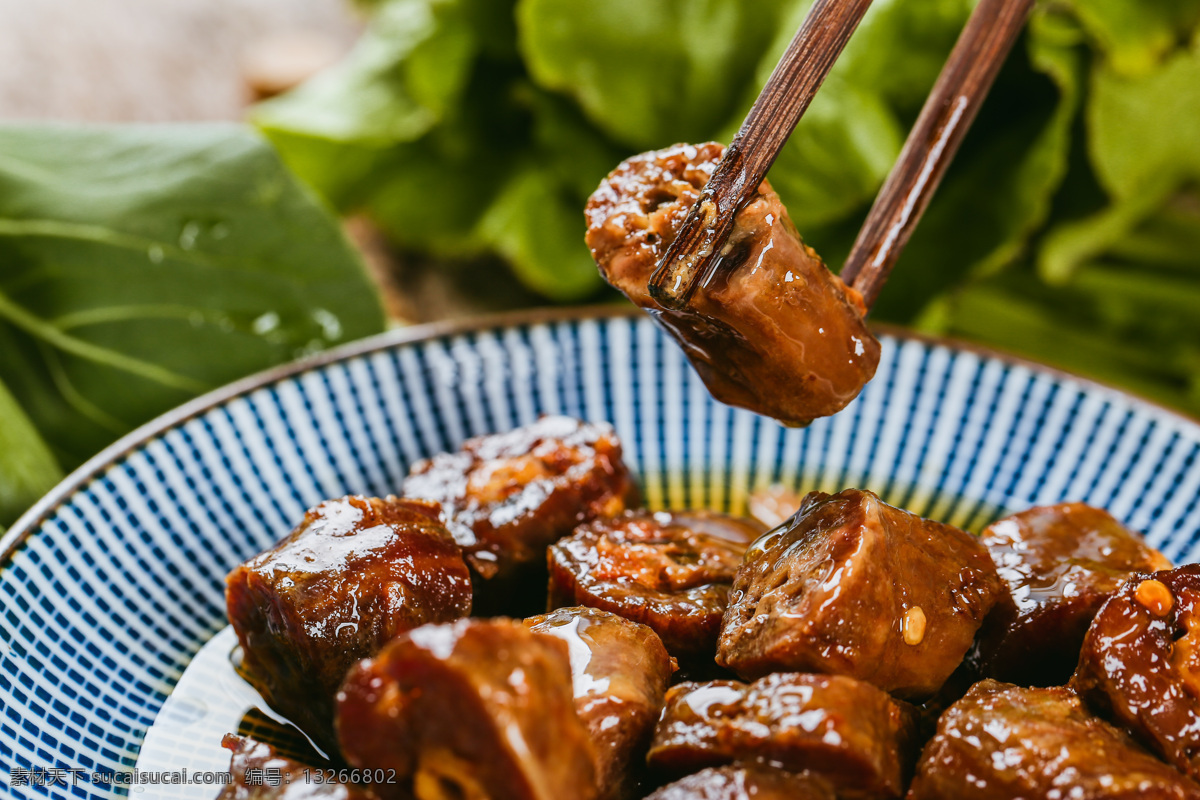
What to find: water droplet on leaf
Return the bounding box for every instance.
[252,311,281,336]
[312,308,342,341]
[179,221,202,250]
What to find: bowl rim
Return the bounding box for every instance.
[3,303,1197,566]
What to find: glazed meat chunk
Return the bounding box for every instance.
[337,618,598,800]
[525,607,674,800]
[218,735,387,800]
[548,510,764,664]
[402,416,640,613]
[973,502,1170,685]
[585,142,880,426]
[908,680,1200,799]
[1073,565,1200,781]
[644,765,836,800]
[647,673,916,798]
[717,489,1004,697]
[226,496,471,747]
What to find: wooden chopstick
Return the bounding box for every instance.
[647,0,876,310]
[840,0,1036,308]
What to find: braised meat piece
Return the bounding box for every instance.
[717,489,1004,697]
[644,765,836,800]
[548,510,764,663]
[1073,565,1200,781]
[337,618,598,800]
[585,142,880,426]
[525,606,674,800]
[218,735,387,800]
[226,496,471,748]
[973,502,1171,686]
[908,680,1200,799]
[402,416,640,613]
[647,673,917,798]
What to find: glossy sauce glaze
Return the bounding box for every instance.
[643,764,837,800]
[525,607,674,800]
[218,734,383,800]
[647,672,917,799]
[1073,565,1200,781]
[585,142,880,427]
[973,502,1171,686]
[402,416,640,614]
[547,510,764,664]
[908,680,1200,799]
[337,618,598,800]
[717,489,1004,698]
[225,495,472,749]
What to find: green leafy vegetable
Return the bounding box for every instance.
[0,376,62,527]
[0,124,384,471]
[253,0,1200,416]
[518,0,788,149]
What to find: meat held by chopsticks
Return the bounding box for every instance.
[586,142,880,426]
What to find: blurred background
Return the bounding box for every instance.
[1,0,1198,530]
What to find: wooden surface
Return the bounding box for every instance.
[0,0,358,122]
[840,0,1035,307]
[647,0,876,309]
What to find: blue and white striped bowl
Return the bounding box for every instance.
[3,307,1200,798]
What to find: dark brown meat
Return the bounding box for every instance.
[218,734,388,800]
[908,680,1200,799]
[647,673,917,798]
[643,765,837,800]
[336,618,598,800]
[547,510,764,664]
[973,502,1171,686]
[401,416,640,614]
[226,496,471,748]
[585,142,880,427]
[1073,565,1200,781]
[524,606,674,800]
[717,489,1004,698]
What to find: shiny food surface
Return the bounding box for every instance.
[647,672,917,798]
[225,495,471,748]
[218,735,384,800]
[585,142,880,426]
[1073,564,1200,781]
[974,502,1169,686]
[908,680,1200,799]
[402,415,639,612]
[717,489,1004,697]
[643,765,837,800]
[548,509,764,662]
[337,618,597,800]
[525,606,673,800]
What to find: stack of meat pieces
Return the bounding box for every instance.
[220,414,1200,799]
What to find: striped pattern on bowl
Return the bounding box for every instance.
[2,308,1198,798]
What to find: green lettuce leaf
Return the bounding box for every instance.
[517,0,790,149]
[826,8,1082,323]
[1039,39,1200,282]
[1053,0,1200,76]
[0,375,62,527]
[254,0,484,208]
[0,124,384,468]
